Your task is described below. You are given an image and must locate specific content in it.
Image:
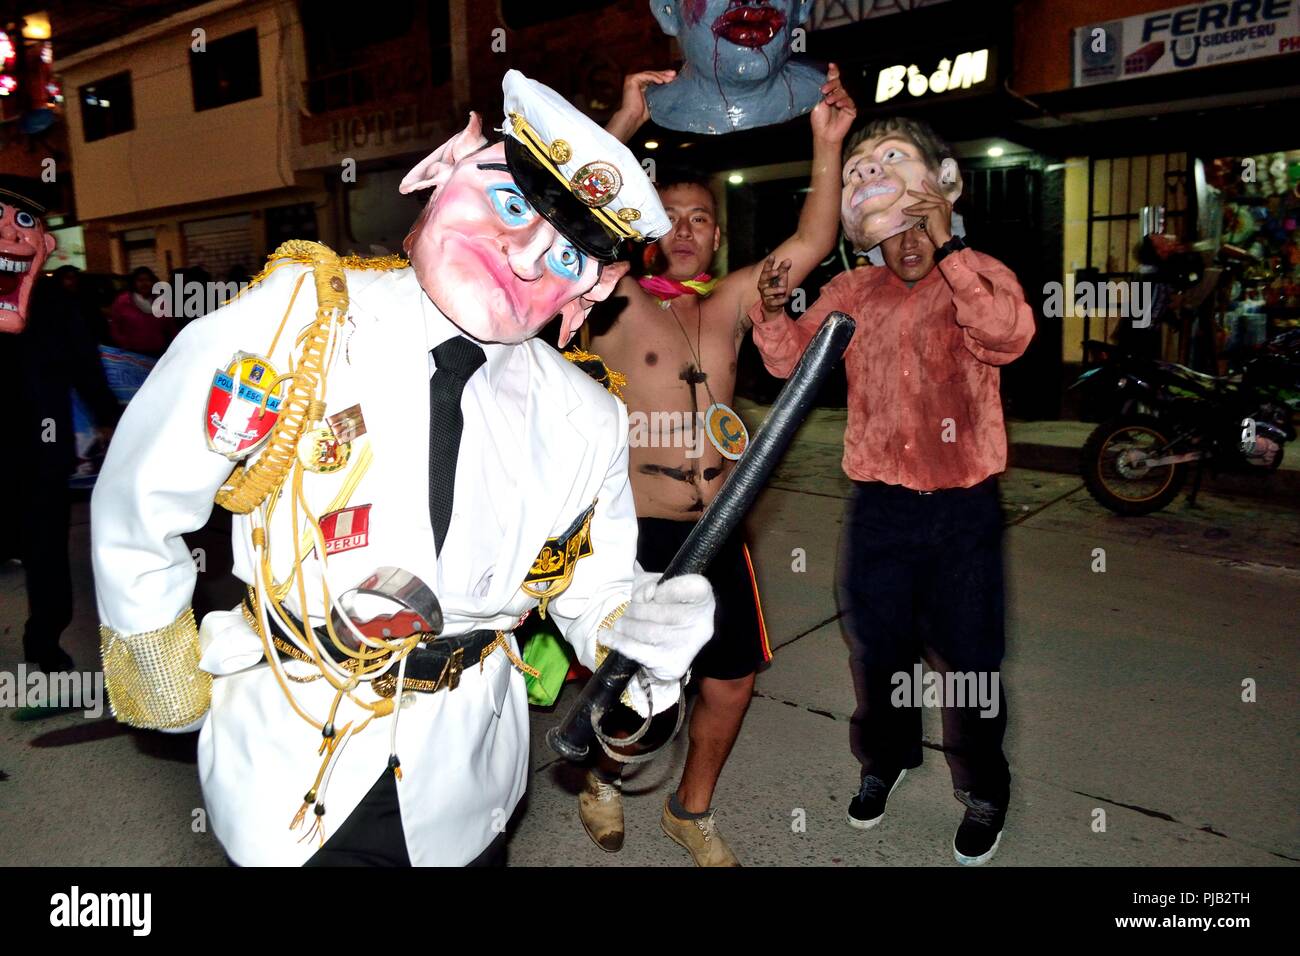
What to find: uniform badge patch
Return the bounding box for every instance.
[320,504,371,555]
[522,500,597,618]
[326,404,367,443]
[206,352,287,460]
[297,425,351,474]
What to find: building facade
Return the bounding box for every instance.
[48,0,671,277]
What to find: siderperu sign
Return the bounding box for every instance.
[1073,0,1300,86]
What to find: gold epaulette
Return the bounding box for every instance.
[242,247,408,293]
[562,347,628,400]
[100,608,211,729]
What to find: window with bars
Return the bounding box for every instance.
[1085,153,1189,278]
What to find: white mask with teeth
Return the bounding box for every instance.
[0,198,56,334]
[840,132,962,253]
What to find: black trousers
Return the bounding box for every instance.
[1,469,73,665]
[839,478,1010,806]
[300,769,509,867]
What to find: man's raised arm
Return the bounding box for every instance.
[605,70,678,143]
[728,63,856,323]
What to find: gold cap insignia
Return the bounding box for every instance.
[569,161,622,208]
[549,139,572,164]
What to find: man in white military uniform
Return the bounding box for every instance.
[91,71,715,866]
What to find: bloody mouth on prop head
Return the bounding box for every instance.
[713,0,786,48]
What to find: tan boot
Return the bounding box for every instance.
[660,796,741,866]
[578,770,624,852]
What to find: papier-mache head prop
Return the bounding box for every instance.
[840,116,963,253]
[399,70,670,347]
[645,0,825,134]
[0,175,58,335]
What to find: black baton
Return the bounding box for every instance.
[547,311,856,761]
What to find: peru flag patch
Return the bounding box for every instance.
[320,504,371,555]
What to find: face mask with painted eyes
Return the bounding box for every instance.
[840,134,962,253]
[0,200,57,334]
[400,126,629,347]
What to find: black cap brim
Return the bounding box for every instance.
[505,137,622,263]
[0,175,56,217]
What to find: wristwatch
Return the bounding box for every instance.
[933,235,967,265]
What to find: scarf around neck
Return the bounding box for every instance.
[637,272,718,303]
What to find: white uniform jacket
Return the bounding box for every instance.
[91,262,640,865]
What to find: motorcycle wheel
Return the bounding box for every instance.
[1081,415,1187,516]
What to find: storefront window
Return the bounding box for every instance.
[1208,150,1300,352]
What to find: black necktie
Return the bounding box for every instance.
[428,336,486,554]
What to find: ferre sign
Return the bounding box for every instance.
[329,102,436,154]
[873,49,992,103]
[1073,0,1299,87]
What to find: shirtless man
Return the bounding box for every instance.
[576,67,856,865]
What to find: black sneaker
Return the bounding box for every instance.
[952,790,1007,865]
[847,768,906,829]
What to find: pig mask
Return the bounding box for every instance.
[0,199,56,334]
[399,113,629,347]
[840,131,962,253]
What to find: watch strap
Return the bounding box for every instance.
[933,235,967,265]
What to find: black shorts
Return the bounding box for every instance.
[635,517,771,681]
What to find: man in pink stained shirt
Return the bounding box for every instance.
[752,116,1034,865]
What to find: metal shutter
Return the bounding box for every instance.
[182,214,255,278]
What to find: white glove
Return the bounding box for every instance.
[607,571,715,684]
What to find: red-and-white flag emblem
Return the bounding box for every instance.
[320,504,371,555]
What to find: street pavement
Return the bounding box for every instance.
[2,415,1297,867]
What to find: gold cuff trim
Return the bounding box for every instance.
[593,637,633,710]
[100,609,211,729]
[597,601,630,633]
[595,601,632,707]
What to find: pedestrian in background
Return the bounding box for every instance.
[0,177,121,671]
[109,266,174,356]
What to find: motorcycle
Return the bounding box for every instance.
[1070,330,1300,515]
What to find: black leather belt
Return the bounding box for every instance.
[245,597,505,698]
